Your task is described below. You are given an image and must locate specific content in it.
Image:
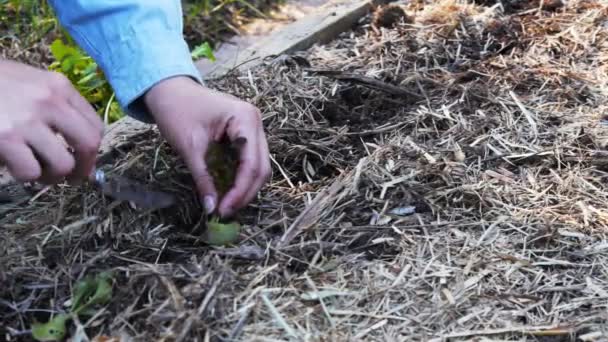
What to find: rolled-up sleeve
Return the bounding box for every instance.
[48,0,203,123]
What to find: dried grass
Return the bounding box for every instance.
[2,0,608,340]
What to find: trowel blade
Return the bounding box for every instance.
[95,171,176,210]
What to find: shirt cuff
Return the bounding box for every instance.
[101,31,203,124]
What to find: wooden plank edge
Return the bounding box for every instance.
[199,0,372,80]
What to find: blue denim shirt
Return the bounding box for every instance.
[48,0,203,123]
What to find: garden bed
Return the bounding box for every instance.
[2,0,608,340]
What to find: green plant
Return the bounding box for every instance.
[203,217,241,245]
[31,271,113,341]
[191,41,217,61]
[48,38,124,123]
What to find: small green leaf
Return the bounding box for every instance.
[108,101,125,123]
[86,272,112,306]
[31,314,69,341]
[49,39,69,61]
[77,71,98,85]
[48,61,61,70]
[82,62,98,75]
[71,275,96,312]
[61,56,76,73]
[71,271,113,316]
[72,56,91,73]
[202,218,241,246]
[49,39,80,62]
[191,42,216,62]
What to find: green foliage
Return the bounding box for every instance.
[203,217,241,245]
[31,314,69,342]
[31,272,114,341]
[191,41,217,61]
[48,38,124,123]
[70,271,113,316]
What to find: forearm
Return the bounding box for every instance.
[48,0,202,123]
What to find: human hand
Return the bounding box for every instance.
[144,76,271,218]
[0,60,104,184]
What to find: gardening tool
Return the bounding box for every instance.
[91,168,176,210]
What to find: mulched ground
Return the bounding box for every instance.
[2,0,608,340]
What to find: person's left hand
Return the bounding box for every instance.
[143,76,271,218]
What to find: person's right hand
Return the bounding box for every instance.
[0,59,104,184]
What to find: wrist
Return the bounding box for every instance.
[144,75,199,118]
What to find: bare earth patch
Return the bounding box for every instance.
[2,0,608,340]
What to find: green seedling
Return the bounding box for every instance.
[202,217,241,245]
[201,135,244,245]
[70,273,97,311]
[70,271,113,316]
[31,271,113,341]
[191,41,216,61]
[31,314,69,342]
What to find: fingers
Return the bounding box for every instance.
[180,130,218,214]
[0,139,41,182]
[1,109,100,185]
[218,148,259,217]
[241,128,271,208]
[46,70,103,134]
[23,124,75,184]
[45,71,103,181]
[218,108,271,217]
[255,128,272,190]
[0,63,103,186]
[218,118,259,216]
[49,105,102,182]
[67,91,105,135]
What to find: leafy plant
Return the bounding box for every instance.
[48,38,123,123]
[191,41,217,61]
[31,271,114,341]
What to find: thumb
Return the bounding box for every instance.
[181,134,218,214]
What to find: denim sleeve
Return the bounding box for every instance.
[47,0,203,123]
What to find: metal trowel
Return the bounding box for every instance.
[91,169,176,210]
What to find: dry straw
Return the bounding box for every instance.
[2,0,608,340]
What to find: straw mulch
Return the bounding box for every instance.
[2,0,608,340]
